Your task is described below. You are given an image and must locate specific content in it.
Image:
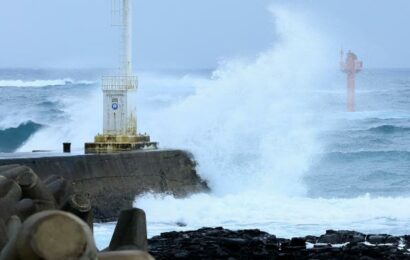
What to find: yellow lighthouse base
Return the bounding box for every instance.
[84,134,158,154]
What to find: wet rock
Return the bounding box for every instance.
[149,227,279,259]
[290,237,306,247]
[304,235,318,244]
[149,228,410,259]
[318,230,365,244]
[366,234,400,245]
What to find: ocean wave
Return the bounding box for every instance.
[37,100,61,107]
[330,111,410,121]
[0,121,43,153]
[0,78,94,88]
[368,125,410,134]
[359,170,402,180]
[324,150,410,161]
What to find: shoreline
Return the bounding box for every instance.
[147,227,410,259]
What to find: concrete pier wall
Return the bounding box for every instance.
[0,150,209,221]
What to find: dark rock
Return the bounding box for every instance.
[290,237,306,247]
[176,221,187,227]
[305,235,318,244]
[366,234,400,245]
[149,228,410,259]
[149,227,279,259]
[318,230,365,244]
[386,236,401,244]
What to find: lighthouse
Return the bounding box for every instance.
[340,50,363,112]
[85,0,157,153]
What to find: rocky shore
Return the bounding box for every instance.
[149,227,410,259]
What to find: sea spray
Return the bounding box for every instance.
[132,6,336,232]
[17,87,102,152]
[132,7,410,238]
[0,78,94,88]
[137,193,410,238]
[143,7,329,196]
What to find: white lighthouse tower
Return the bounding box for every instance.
[85,0,156,153]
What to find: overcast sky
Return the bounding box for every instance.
[0,1,409,69]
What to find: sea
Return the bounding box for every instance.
[2,9,410,249]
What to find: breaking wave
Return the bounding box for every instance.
[0,121,43,152]
[324,150,410,162]
[142,6,328,196]
[125,6,410,241]
[0,78,94,88]
[368,125,410,134]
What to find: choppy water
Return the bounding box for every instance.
[2,8,410,249]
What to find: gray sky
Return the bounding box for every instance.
[0,0,409,69]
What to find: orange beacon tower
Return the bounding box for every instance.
[340,50,363,112]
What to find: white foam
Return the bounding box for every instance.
[130,6,410,240]
[0,78,94,88]
[17,88,102,152]
[135,193,410,239]
[142,6,329,196]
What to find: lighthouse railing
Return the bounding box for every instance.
[102,75,138,91]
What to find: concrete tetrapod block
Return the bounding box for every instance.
[0,166,33,181]
[0,165,21,174]
[0,219,7,253]
[44,175,74,208]
[98,250,154,260]
[0,176,22,203]
[14,198,37,220]
[108,208,148,251]
[5,216,21,241]
[1,166,56,216]
[63,193,94,231]
[0,215,22,253]
[14,167,56,208]
[0,210,97,260]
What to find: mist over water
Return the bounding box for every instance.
[2,6,410,248]
[132,7,410,239]
[144,7,328,196]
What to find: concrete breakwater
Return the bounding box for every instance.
[0,150,209,221]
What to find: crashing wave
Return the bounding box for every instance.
[368,125,410,134]
[0,121,43,152]
[0,78,94,88]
